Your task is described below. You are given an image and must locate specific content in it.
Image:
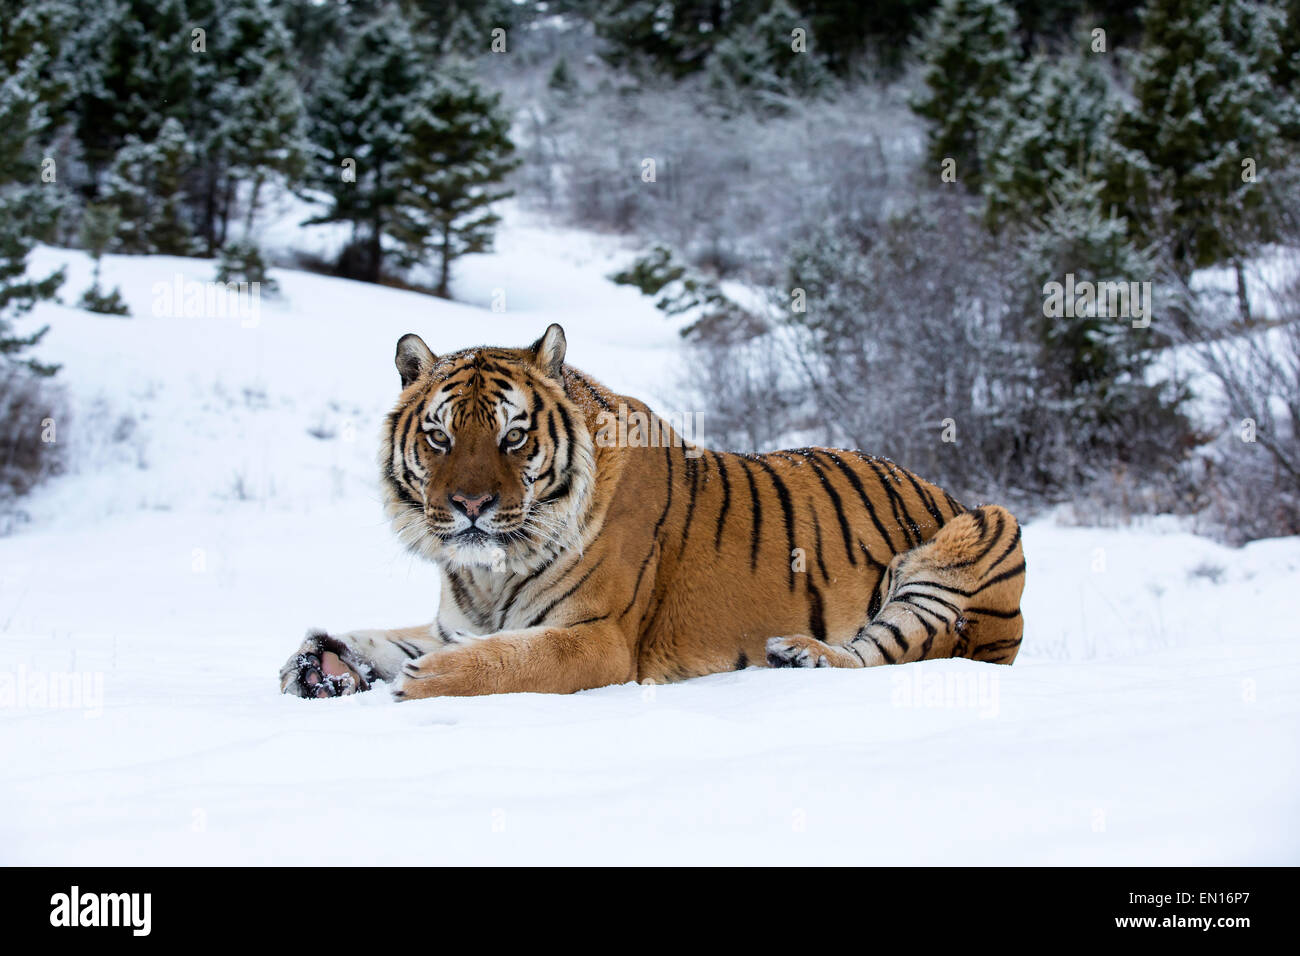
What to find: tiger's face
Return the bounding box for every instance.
[380,324,595,572]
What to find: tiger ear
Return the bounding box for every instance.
[395,333,436,386]
[529,323,567,380]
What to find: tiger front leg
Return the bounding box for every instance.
[279,624,460,698]
[393,622,634,699]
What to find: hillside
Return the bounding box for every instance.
[1,218,1298,865]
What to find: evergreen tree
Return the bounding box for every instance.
[65,0,198,183]
[1276,0,1300,140]
[0,0,76,110]
[391,71,519,298]
[0,53,63,375]
[547,57,578,97]
[1015,172,1188,472]
[980,51,1118,228]
[912,0,1020,188]
[1106,0,1295,321]
[77,203,131,316]
[594,1,765,78]
[705,0,833,115]
[302,9,424,282]
[102,117,200,255]
[202,0,308,245]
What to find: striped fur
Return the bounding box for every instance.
[279,324,1026,699]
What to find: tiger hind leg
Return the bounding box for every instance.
[766,505,1026,669]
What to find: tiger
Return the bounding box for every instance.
[279,323,1026,700]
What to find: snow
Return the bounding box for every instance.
[2,213,1298,864]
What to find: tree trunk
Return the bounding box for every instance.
[218,176,235,249]
[244,176,264,236]
[369,222,383,284]
[202,164,219,256]
[1235,259,1253,327]
[437,222,451,298]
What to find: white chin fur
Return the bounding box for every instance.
[442,536,510,570]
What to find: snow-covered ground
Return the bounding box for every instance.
[2,216,1298,865]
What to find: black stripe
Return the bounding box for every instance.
[901,578,976,597]
[899,599,943,631]
[736,457,763,571]
[789,450,857,567]
[902,591,962,618]
[814,450,898,555]
[942,508,1006,570]
[810,509,830,582]
[972,561,1026,595]
[446,572,489,630]
[498,564,550,629]
[965,605,1022,619]
[527,557,605,628]
[618,541,659,620]
[679,454,700,555]
[986,522,1022,574]
[712,451,732,551]
[863,625,899,664]
[878,619,910,657]
[651,445,674,543]
[750,457,797,592]
[861,456,921,549]
[566,614,609,627]
[806,579,827,642]
[867,577,884,621]
[941,489,966,516]
[571,371,612,410]
[897,467,945,533]
[976,636,1023,653]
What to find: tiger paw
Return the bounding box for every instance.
[392,645,492,700]
[765,635,857,669]
[279,630,373,698]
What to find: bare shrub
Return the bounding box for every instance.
[0,365,68,525]
[1191,316,1300,544]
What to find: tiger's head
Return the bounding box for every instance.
[379,323,596,573]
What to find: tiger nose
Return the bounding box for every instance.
[450,491,496,519]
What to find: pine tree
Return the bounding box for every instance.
[77,203,130,316]
[0,0,76,109]
[548,57,577,97]
[65,0,198,182]
[1276,0,1300,141]
[302,9,424,283]
[102,117,200,255]
[980,51,1118,228]
[1016,172,1189,470]
[912,0,1020,188]
[391,70,519,298]
[1107,0,1295,321]
[706,0,833,115]
[205,0,308,243]
[595,1,765,78]
[0,50,64,375]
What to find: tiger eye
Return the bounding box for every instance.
[428,428,450,445]
[505,427,525,446]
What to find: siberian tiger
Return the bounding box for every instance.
[279,324,1026,700]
